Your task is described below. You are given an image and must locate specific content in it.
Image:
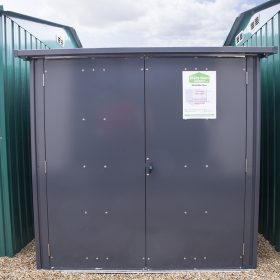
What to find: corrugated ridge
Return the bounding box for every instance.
[241,13,280,251]
[0,14,48,256]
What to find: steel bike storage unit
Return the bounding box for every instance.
[224,0,280,252]
[16,47,275,270]
[0,7,81,257]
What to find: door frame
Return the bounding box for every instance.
[30,55,261,270]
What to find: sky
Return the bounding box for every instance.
[2,0,268,47]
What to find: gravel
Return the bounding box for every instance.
[1,235,280,280]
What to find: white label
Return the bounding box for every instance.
[182,71,216,119]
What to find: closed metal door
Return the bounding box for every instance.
[145,57,247,269]
[44,58,145,269]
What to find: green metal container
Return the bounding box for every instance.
[0,6,82,257]
[224,0,280,251]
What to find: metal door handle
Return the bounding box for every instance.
[146,163,153,176]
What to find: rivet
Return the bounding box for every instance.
[92,68,95,71]
[86,257,89,260]
[145,68,149,71]
[141,68,144,71]
[50,256,54,259]
[205,210,208,214]
[106,257,109,260]
[44,70,47,73]
[184,68,187,70]
[184,211,187,215]
[243,68,246,71]
[204,257,207,260]
[146,173,150,176]
[195,67,197,70]
[205,68,208,70]
[83,165,86,168]
[205,164,209,168]
[96,257,99,260]
[103,117,107,121]
[146,157,150,160]
[82,117,86,121]
[240,256,243,259]
[0,136,2,140]
[104,165,107,168]
[81,69,85,72]
[142,257,145,260]
[147,257,150,260]
[102,68,106,71]
[184,164,187,168]
[239,267,242,269]
[194,257,197,261]
[51,267,54,270]
[84,211,88,214]
[184,257,187,260]
[105,211,109,214]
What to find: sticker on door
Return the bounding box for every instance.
[182,71,216,119]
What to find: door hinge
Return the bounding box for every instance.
[43,73,45,87]
[245,71,248,85]
[245,159,248,173]
[48,243,51,257]
[44,161,47,174]
[242,243,245,256]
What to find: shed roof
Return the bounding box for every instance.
[0,6,82,48]
[224,0,280,46]
[15,47,277,60]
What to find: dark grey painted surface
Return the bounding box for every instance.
[25,49,266,270]
[242,57,261,268]
[15,47,277,60]
[30,59,50,268]
[44,58,145,269]
[145,57,246,269]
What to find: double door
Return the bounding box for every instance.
[44,56,247,270]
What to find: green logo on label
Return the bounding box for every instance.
[189,72,210,83]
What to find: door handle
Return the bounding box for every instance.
[146,163,153,176]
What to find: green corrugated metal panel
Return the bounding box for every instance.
[224,4,280,251]
[0,9,81,257]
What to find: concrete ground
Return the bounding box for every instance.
[0,235,280,280]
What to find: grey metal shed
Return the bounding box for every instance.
[16,47,275,271]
